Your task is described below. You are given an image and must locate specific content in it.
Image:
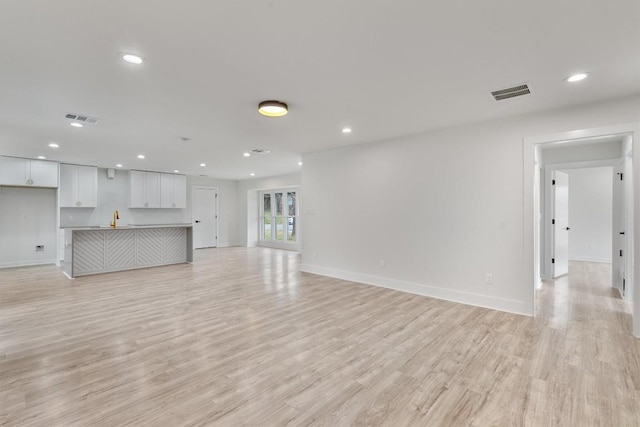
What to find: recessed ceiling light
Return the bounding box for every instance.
[48,143,59,148]
[122,53,144,65]
[243,152,251,157]
[70,122,83,128]
[37,156,46,159]
[566,73,589,82]
[200,163,206,167]
[258,100,288,117]
[116,164,123,168]
[342,127,352,134]
[137,154,145,159]
[250,172,255,176]
[173,170,179,173]
[298,161,303,166]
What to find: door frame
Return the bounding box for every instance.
[524,122,639,337]
[542,159,620,280]
[550,170,570,278]
[191,185,218,249]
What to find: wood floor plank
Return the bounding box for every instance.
[1,249,638,426]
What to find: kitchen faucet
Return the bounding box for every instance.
[110,210,119,228]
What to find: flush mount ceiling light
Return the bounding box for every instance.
[243,152,251,157]
[250,172,255,176]
[200,163,206,167]
[342,127,352,134]
[298,161,303,166]
[173,169,179,173]
[37,156,46,159]
[137,154,145,159]
[48,143,59,148]
[566,72,589,82]
[70,122,83,128]
[258,100,288,117]
[116,164,123,168]
[122,53,144,65]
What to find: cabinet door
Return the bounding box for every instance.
[29,160,58,187]
[129,170,147,208]
[59,164,78,207]
[145,172,161,208]
[0,157,29,186]
[160,173,175,208]
[174,175,187,208]
[77,166,98,207]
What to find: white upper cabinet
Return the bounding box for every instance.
[160,173,187,208]
[60,164,98,207]
[0,156,58,187]
[129,170,161,208]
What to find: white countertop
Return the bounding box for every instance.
[62,223,193,231]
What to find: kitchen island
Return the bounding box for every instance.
[63,224,193,278]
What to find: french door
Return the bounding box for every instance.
[260,189,298,247]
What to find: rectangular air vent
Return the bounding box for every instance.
[491,84,531,101]
[65,113,100,124]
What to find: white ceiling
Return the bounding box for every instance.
[0,0,638,180]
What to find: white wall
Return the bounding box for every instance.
[566,167,613,262]
[541,140,622,164]
[186,175,239,247]
[0,187,57,267]
[236,173,301,247]
[301,94,640,316]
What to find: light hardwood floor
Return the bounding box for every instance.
[1,248,639,426]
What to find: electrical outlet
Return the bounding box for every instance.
[485,273,493,284]
[379,259,385,268]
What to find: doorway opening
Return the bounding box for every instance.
[525,124,638,337]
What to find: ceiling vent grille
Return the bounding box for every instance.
[65,113,100,124]
[490,84,531,101]
[250,148,271,155]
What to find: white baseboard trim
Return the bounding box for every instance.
[569,257,612,263]
[0,259,57,269]
[300,264,531,316]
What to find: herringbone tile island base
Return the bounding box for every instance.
[1,248,638,426]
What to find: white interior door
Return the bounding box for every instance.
[192,187,217,249]
[553,171,569,277]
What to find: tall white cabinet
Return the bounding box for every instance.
[0,156,58,187]
[59,164,98,207]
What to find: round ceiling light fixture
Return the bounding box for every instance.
[565,72,589,83]
[122,53,144,65]
[258,100,288,117]
[48,143,59,148]
[70,122,83,128]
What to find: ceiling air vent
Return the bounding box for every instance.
[250,149,271,155]
[65,113,100,124]
[490,83,531,101]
